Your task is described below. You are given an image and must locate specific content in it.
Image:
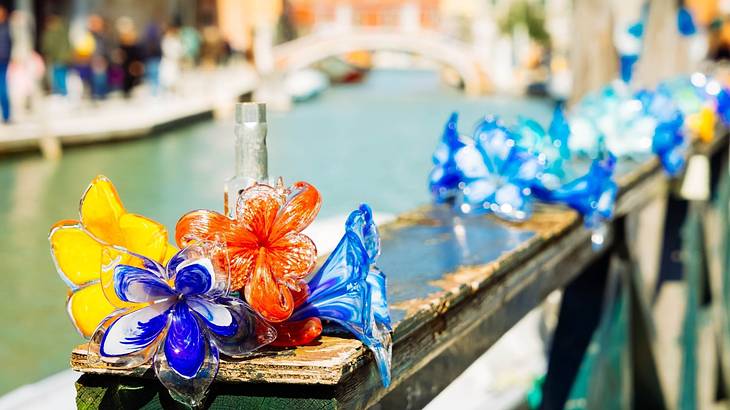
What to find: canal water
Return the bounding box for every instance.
[0,69,554,395]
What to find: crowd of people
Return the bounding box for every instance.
[0,6,233,125]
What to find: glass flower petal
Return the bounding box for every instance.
[173,258,216,296]
[79,175,126,243]
[429,112,468,202]
[49,223,102,288]
[66,283,116,338]
[117,213,169,264]
[153,328,219,408]
[267,231,317,289]
[244,248,294,322]
[99,300,173,357]
[164,303,206,378]
[269,181,322,241]
[101,246,166,309]
[291,204,392,387]
[235,184,285,240]
[271,318,322,347]
[114,264,175,303]
[175,209,238,248]
[532,153,618,228]
[191,296,277,356]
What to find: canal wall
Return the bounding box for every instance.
[0,64,258,158]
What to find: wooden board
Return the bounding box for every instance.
[73,141,718,408]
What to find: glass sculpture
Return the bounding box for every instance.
[49,175,177,338]
[428,111,617,227]
[88,241,275,406]
[50,175,394,405]
[175,181,321,323]
[287,204,393,386]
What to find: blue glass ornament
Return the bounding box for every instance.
[515,106,572,189]
[89,242,276,407]
[532,152,618,228]
[717,87,730,126]
[458,117,543,221]
[291,204,393,387]
[569,81,690,175]
[677,7,697,36]
[429,113,485,203]
[636,88,688,175]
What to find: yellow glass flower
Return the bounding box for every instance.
[49,175,177,338]
[687,105,716,143]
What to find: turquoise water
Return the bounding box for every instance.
[0,69,554,395]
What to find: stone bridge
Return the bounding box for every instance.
[271,28,491,95]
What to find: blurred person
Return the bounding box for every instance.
[180,24,201,68]
[88,14,110,99]
[115,17,143,98]
[200,25,224,67]
[0,5,11,123]
[160,23,183,94]
[9,9,43,119]
[41,14,72,96]
[142,21,163,96]
[72,26,95,98]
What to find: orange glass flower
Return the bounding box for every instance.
[175,181,321,322]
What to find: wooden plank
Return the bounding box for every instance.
[71,137,726,408]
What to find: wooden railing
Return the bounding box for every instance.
[71,133,730,409]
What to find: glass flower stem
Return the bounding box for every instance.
[225,102,269,217]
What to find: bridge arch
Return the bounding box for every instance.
[272,29,489,96]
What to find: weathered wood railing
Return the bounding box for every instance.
[72,134,729,409]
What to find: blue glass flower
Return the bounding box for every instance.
[515,106,571,189]
[716,87,730,126]
[89,242,276,406]
[634,88,688,175]
[429,112,486,203]
[460,117,543,221]
[570,82,689,175]
[532,152,618,228]
[290,204,393,387]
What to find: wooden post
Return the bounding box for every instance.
[634,0,691,88]
[568,0,618,105]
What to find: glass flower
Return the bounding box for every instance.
[716,87,730,126]
[284,204,393,387]
[515,106,571,189]
[49,175,177,337]
[175,181,321,323]
[429,112,485,203]
[88,241,276,407]
[532,152,618,228]
[636,89,688,176]
[570,83,690,176]
[460,116,543,221]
